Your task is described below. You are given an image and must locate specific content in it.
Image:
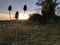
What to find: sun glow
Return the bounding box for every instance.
[19,13,30,20]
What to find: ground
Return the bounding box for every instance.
[0,20,60,45]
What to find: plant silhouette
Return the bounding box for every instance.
[23,4,27,15]
[8,5,12,20]
[15,11,19,20]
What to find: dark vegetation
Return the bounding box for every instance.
[29,13,60,24]
[15,11,19,20]
[29,13,42,22]
[0,22,60,45]
[23,5,27,14]
[8,5,12,20]
[29,0,60,24]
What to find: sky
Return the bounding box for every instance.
[0,0,38,20]
[0,0,60,20]
[0,0,60,13]
[0,0,37,13]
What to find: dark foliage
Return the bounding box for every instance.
[15,11,19,20]
[42,0,59,24]
[23,5,27,11]
[53,15,60,23]
[8,5,12,20]
[8,5,12,11]
[29,13,42,22]
[36,0,59,24]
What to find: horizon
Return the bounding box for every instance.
[0,11,38,20]
[0,11,60,20]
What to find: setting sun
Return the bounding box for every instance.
[18,13,30,20]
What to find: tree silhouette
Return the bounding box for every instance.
[42,0,59,24]
[23,5,27,14]
[8,5,12,20]
[15,11,19,20]
[36,0,59,24]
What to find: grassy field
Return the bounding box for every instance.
[0,21,60,45]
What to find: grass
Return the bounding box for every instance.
[0,21,60,45]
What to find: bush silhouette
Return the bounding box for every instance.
[29,13,42,22]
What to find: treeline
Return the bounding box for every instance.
[29,13,60,24]
[29,0,60,24]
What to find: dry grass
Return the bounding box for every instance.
[0,22,60,45]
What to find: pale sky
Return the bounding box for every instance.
[0,0,37,13]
